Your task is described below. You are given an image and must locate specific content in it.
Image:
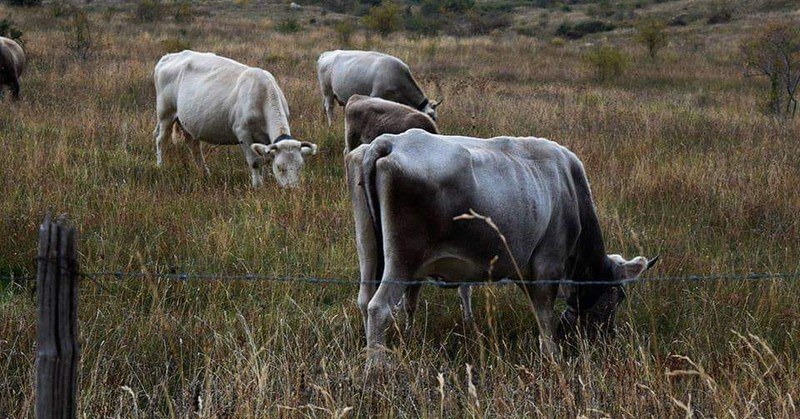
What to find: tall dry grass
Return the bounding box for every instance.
[1,2,799,417]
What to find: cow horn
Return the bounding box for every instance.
[431,98,443,108]
[300,141,318,156]
[251,142,278,157]
[646,255,660,270]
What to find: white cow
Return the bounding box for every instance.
[317,50,441,125]
[153,50,317,188]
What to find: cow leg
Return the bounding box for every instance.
[520,259,560,358]
[154,116,174,167]
[458,285,474,325]
[346,146,381,338]
[234,126,264,188]
[528,282,559,358]
[10,76,20,100]
[323,95,334,126]
[186,138,209,176]
[238,142,264,188]
[366,271,408,367]
[358,279,378,337]
[403,284,422,333]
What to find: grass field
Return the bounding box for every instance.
[1,1,800,417]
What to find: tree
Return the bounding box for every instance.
[741,23,800,117]
[635,19,668,60]
[362,1,402,38]
[585,45,630,82]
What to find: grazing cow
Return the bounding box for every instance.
[344,97,474,328]
[344,94,439,153]
[153,50,317,188]
[317,50,441,125]
[346,129,657,367]
[0,37,25,100]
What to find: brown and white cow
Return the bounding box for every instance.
[344,94,439,153]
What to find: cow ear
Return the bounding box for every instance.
[251,143,277,159]
[613,256,649,280]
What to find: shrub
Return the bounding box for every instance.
[276,16,301,33]
[50,1,73,18]
[66,9,95,61]
[363,1,402,38]
[173,0,195,24]
[669,13,689,27]
[635,19,668,60]
[161,37,190,53]
[135,0,164,23]
[404,11,440,36]
[3,0,41,6]
[707,1,732,25]
[334,20,355,45]
[556,19,615,40]
[740,22,800,117]
[585,44,630,81]
[0,18,23,42]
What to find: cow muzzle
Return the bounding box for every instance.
[557,285,626,341]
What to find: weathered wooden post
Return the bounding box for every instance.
[36,214,79,419]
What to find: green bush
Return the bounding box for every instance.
[584,44,630,81]
[135,0,164,22]
[363,1,402,38]
[276,16,301,33]
[334,20,355,45]
[4,0,42,6]
[707,2,733,25]
[556,19,615,39]
[66,9,95,61]
[0,18,23,42]
[635,19,668,60]
[161,37,190,53]
[550,36,565,47]
[740,22,800,116]
[173,0,195,24]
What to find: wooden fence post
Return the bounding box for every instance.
[36,214,79,419]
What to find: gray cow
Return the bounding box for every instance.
[317,50,440,125]
[344,94,475,329]
[0,37,25,100]
[346,129,657,367]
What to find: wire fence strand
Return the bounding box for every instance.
[74,271,800,287]
[4,271,799,288]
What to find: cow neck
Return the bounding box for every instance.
[568,204,615,311]
[416,98,429,111]
[272,134,293,144]
[265,88,291,144]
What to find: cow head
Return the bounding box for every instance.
[251,139,318,188]
[558,254,659,340]
[419,98,442,121]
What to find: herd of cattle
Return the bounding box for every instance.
[3,35,658,366]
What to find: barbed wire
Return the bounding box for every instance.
[4,271,798,288]
[72,271,800,287]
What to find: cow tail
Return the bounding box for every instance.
[361,141,393,283]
